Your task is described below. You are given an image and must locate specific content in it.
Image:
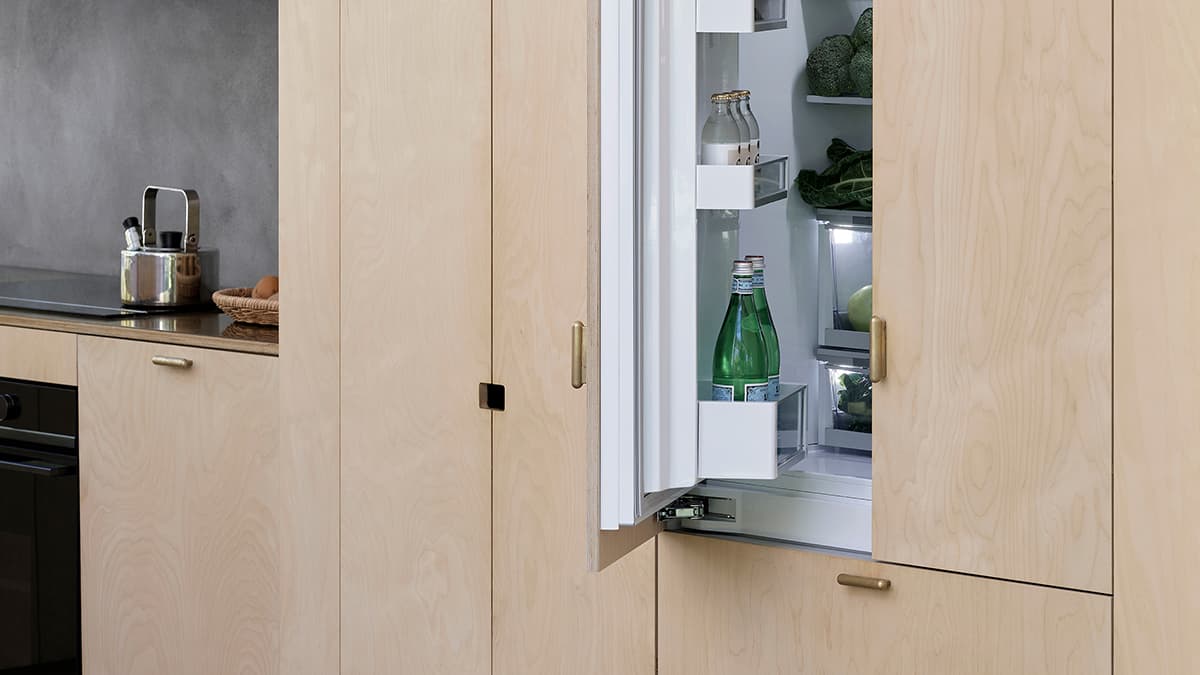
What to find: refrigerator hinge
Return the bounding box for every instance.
[656,495,735,523]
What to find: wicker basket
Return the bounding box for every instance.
[212,288,279,326]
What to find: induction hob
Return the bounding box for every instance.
[0,269,147,318]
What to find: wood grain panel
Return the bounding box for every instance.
[278,0,340,673]
[1114,0,1200,671]
[0,325,76,385]
[873,0,1113,591]
[492,0,657,670]
[660,533,1111,674]
[339,0,492,672]
[79,337,279,675]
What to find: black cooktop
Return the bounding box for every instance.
[0,270,146,318]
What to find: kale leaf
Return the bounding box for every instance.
[794,138,872,210]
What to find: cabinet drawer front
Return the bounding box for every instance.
[659,534,1110,675]
[0,326,76,385]
[78,336,279,675]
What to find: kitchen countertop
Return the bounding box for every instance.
[0,267,277,356]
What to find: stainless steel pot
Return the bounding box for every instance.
[121,186,219,308]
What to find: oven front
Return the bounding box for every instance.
[0,378,80,675]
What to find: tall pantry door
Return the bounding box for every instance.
[491,0,658,672]
[340,0,493,673]
[1114,0,1200,671]
[873,0,1112,592]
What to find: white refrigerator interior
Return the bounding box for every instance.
[599,0,874,554]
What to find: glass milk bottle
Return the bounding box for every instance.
[736,90,761,164]
[701,94,743,165]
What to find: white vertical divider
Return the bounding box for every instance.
[639,0,698,497]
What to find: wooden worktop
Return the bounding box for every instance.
[0,309,278,356]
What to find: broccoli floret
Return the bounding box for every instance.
[851,8,872,50]
[849,46,872,98]
[806,35,855,97]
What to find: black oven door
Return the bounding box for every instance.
[0,445,81,675]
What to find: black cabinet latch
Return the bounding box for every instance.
[479,383,505,411]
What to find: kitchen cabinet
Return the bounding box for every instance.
[491,0,658,670]
[1114,0,1200,672]
[872,0,1112,592]
[0,325,76,385]
[659,533,1111,674]
[78,337,279,675]
[277,0,655,672]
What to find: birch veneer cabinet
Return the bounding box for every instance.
[78,338,279,675]
[275,0,1200,673]
[278,0,654,673]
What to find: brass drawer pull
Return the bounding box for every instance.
[869,316,887,383]
[571,321,586,389]
[837,573,892,591]
[151,356,193,369]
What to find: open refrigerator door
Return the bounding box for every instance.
[599,0,875,555]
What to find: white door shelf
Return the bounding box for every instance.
[698,383,806,480]
[806,95,873,106]
[696,154,789,210]
[697,0,787,33]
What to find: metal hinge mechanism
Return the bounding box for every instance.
[656,495,735,523]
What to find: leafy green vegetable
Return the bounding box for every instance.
[794,139,872,210]
[849,46,872,98]
[806,35,855,97]
[835,372,872,433]
[851,8,872,50]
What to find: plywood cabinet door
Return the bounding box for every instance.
[78,337,279,675]
[1114,0,1200,672]
[873,0,1113,592]
[659,533,1111,675]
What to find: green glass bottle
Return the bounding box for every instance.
[712,260,770,401]
[745,255,781,400]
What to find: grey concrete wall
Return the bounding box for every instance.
[0,0,277,288]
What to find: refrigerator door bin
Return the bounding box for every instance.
[696,0,787,33]
[698,383,806,480]
[696,154,789,210]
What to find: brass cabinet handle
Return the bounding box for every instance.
[571,321,586,389]
[837,573,892,591]
[869,316,887,383]
[151,355,193,369]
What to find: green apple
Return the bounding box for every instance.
[847,284,872,332]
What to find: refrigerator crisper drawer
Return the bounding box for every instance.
[698,383,805,480]
[696,154,789,210]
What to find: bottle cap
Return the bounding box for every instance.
[745,255,765,270]
[734,89,750,98]
[710,92,726,102]
[732,260,754,276]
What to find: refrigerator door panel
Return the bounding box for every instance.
[600,0,701,529]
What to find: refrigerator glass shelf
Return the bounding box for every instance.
[816,208,873,230]
[696,154,789,210]
[806,95,873,106]
[697,0,787,33]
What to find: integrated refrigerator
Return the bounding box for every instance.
[598,0,876,553]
